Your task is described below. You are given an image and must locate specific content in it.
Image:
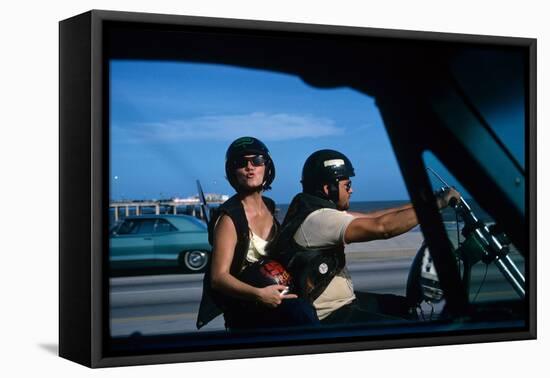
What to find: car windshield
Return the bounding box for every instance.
[173,216,207,231]
[154,219,177,233]
[116,219,156,235]
[107,48,528,347]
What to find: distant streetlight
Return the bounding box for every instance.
[113,176,119,201]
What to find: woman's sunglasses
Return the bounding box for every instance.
[233,155,267,168]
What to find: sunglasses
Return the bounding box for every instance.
[233,155,267,168]
[343,180,352,192]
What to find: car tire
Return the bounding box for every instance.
[180,250,209,272]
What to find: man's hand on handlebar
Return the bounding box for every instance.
[436,187,461,209]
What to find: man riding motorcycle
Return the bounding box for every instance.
[270,149,460,324]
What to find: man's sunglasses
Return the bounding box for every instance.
[343,180,352,192]
[233,155,267,168]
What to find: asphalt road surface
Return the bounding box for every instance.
[110,253,524,337]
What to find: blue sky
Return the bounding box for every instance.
[109,59,524,204]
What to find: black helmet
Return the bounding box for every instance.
[225,136,275,191]
[301,149,355,202]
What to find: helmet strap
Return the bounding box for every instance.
[262,164,273,191]
[327,182,340,204]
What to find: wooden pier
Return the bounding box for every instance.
[109,198,226,222]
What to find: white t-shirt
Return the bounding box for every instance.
[293,208,356,320]
[245,231,269,263]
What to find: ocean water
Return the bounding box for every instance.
[274,199,490,224]
[274,200,409,223]
[109,198,491,227]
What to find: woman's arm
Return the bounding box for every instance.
[210,215,296,308]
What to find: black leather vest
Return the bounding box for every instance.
[269,193,346,302]
[196,195,277,329]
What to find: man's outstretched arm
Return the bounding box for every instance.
[347,203,414,219]
[344,188,460,243]
[344,207,419,243]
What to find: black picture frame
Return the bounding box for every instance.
[59,9,536,368]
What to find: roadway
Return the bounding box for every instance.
[110,252,524,337]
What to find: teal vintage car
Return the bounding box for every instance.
[109,215,211,273]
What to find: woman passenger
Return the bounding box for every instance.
[196,136,318,330]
